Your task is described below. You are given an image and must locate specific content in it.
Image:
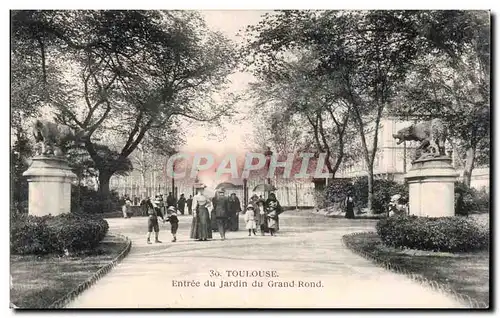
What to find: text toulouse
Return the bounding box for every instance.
[165,152,333,179]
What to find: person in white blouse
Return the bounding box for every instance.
[189,184,212,241]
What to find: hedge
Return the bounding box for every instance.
[71,185,122,214]
[11,213,109,255]
[455,182,490,216]
[376,215,489,253]
[323,178,489,215]
[324,177,408,214]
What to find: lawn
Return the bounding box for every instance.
[344,231,490,307]
[10,235,129,309]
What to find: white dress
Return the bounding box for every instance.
[244,209,256,230]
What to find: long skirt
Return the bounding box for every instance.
[267,217,278,230]
[228,213,239,231]
[345,205,355,219]
[258,213,269,233]
[190,206,212,240]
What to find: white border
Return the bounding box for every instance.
[1,1,497,317]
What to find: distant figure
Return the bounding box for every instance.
[186,195,193,215]
[265,193,282,236]
[165,206,179,242]
[212,188,230,240]
[345,192,355,219]
[177,193,186,215]
[122,196,132,218]
[228,193,242,231]
[167,192,176,208]
[244,204,257,236]
[251,194,267,235]
[139,197,149,216]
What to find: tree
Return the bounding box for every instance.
[130,128,182,196]
[11,128,33,213]
[12,10,237,199]
[248,52,351,178]
[244,11,425,212]
[392,11,490,187]
[243,10,489,211]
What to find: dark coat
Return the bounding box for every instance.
[213,196,229,219]
[228,197,242,215]
[178,197,186,209]
[166,195,176,207]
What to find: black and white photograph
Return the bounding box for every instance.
[8,7,491,309]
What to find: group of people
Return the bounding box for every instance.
[189,186,283,242]
[128,185,283,244]
[244,193,282,237]
[121,192,196,219]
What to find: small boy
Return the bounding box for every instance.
[147,196,165,244]
[165,206,180,242]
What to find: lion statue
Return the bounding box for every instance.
[32,120,88,156]
[392,118,447,160]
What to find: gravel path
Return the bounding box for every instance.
[67,210,464,308]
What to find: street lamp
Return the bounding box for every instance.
[243,177,248,208]
[264,146,273,185]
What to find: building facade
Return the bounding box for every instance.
[335,118,489,191]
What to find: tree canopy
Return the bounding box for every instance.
[11,10,238,199]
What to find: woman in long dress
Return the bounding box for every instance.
[251,194,268,235]
[265,193,283,236]
[345,192,355,219]
[190,186,212,241]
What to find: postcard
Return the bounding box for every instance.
[10,9,490,309]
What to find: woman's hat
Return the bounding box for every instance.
[247,204,254,209]
[168,206,176,211]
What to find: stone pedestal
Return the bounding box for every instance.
[405,157,459,217]
[22,156,77,216]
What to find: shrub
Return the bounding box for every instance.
[325,179,353,204]
[314,189,328,209]
[376,215,489,252]
[71,185,121,214]
[10,213,109,255]
[455,182,490,216]
[336,177,408,214]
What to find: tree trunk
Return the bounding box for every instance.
[98,171,112,199]
[367,162,374,214]
[463,147,476,187]
[141,171,146,197]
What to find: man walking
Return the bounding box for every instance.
[228,193,242,231]
[177,193,186,215]
[186,195,193,215]
[166,192,176,209]
[212,188,229,240]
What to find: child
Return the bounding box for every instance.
[244,204,257,236]
[165,206,180,242]
[147,196,165,244]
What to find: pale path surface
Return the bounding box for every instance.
[68,210,464,308]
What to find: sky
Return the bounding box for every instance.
[182,10,273,156]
